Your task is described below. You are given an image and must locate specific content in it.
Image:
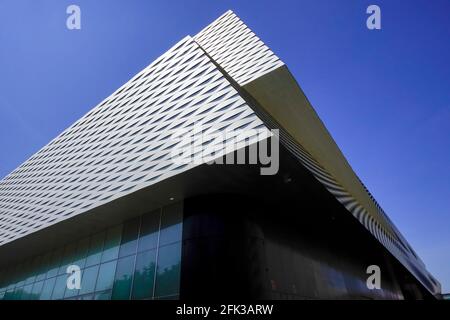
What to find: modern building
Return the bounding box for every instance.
[0,10,441,300]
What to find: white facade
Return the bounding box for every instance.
[0,10,440,296]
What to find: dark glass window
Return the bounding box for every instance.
[58,242,78,275]
[154,242,181,298]
[4,290,14,300]
[13,287,23,300]
[36,252,52,282]
[64,277,80,299]
[138,210,160,252]
[2,290,11,300]
[22,284,33,300]
[15,263,26,287]
[85,232,105,267]
[73,237,90,269]
[79,265,99,295]
[119,218,140,258]
[159,203,182,246]
[25,256,41,285]
[94,290,111,300]
[80,293,94,300]
[96,261,117,292]
[0,202,183,301]
[101,225,122,262]
[112,255,135,300]
[51,274,67,300]
[132,249,156,300]
[46,248,63,279]
[40,277,56,300]
[30,280,44,300]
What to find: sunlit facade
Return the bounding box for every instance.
[0,11,441,300]
[0,203,181,300]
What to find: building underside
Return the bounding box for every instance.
[0,143,436,299]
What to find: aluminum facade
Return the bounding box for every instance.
[0,10,441,296]
[0,35,271,246]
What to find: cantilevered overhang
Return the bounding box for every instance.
[0,35,271,246]
[194,10,440,296]
[0,140,439,299]
[0,9,441,297]
[240,64,441,296]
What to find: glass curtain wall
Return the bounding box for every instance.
[0,202,182,300]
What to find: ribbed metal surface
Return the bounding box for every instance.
[0,9,440,296]
[0,36,268,245]
[194,11,439,295]
[195,10,284,86]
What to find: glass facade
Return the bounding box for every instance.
[181,194,412,300]
[0,202,182,300]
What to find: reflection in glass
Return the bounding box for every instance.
[95,290,111,300]
[36,252,52,282]
[58,242,78,275]
[22,284,33,300]
[85,232,105,267]
[159,203,182,246]
[96,261,117,292]
[73,237,90,269]
[80,293,94,300]
[4,290,14,300]
[119,218,140,258]
[46,248,63,279]
[0,202,183,300]
[101,225,122,263]
[64,277,80,299]
[51,274,67,300]
[132,249,156,300]
[138,210,160,252]
[79,265,99,295]
[15,263,26,287]
[155,242,181,298]
[25,256,41,285]
[31,281,44,300]
[40,277,57,300]
[112,255,135,300]
[13,287,23,300]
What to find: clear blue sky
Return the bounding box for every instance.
[0,0,449,292]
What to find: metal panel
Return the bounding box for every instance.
[195,10,284,86]
[0,36,269,245]
[0,9,440,297]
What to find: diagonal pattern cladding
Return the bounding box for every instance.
[195,10,284,86]
[193,10,440,295]
[0,36,269,245]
